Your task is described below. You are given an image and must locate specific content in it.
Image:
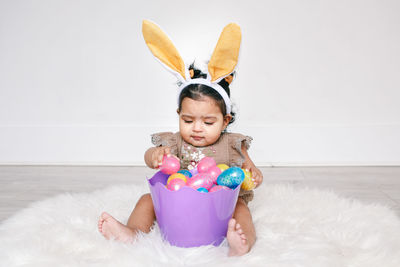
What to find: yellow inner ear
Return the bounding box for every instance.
[142,20,186,80]
[208,23,241,82]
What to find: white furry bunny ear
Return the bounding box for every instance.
[208,23,241,83]
[142,20,187,81]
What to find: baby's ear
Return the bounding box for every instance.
[223,114,232,127]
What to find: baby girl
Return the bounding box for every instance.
[98,20,263,256]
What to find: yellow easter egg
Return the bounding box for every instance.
[241,169,256,190]
[167,173,187,184]
[217,164,229,172]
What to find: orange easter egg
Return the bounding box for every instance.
[241,169,256,190]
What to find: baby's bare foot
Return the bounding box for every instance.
[227,218,250,256]
[98,212,135,243]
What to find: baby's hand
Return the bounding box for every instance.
[150,147,179,169]
[243,164,264,188]
[249,166,263,188]
[151,147,171,169]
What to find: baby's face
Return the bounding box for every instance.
[178,97,231,147]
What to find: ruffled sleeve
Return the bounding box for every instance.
[151,132,179,156]
[228,133,253,167]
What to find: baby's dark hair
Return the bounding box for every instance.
[177,63,236,125]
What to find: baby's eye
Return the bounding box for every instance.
[184,120,193,124]
[204,122,214,125]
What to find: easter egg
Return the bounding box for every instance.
[166,173,187,185]
[207,165,222,184]
[187,173,213,190]
[166,178,186,191]
[241,169,256,190]
[197,187,209,193]
[197,157,216,173]
[177,169,192,178]
[209,185,231,192]
[217,164,229,172]
[216,167,245,189]
[160,155,180,175]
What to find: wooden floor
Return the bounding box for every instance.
[1,166,400,222]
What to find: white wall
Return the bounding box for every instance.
[1,0,399,166]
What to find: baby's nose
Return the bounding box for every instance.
[193,121,203,132]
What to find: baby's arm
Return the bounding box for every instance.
[240,142,264,188]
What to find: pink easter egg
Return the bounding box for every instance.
[187,173,213,190]
[207,165,222,184]
[166,173,187,185]
[197,157,217,173]
[160,155,180,175]
[166,178,186,191]
[209,185,231,192]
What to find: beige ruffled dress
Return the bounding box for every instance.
[151,132,254,204]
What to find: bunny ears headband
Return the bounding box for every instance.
[142,20,242,114]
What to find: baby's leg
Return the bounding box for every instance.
[227,198,256,256]
[98,193,155,243]
[126,193,156,232]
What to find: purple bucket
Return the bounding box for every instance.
[148,171,241,247]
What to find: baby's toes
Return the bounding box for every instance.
[240,233,247,241]
[98,216,105,230]
[235,223,241,230]
[228,218,237,231]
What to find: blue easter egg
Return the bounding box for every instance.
[216,167,245,189]
[197,187,209,193]
[177,169,192,178]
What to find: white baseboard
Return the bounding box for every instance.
[0,124,399,166]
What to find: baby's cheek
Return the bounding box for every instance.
[207,132,221,145]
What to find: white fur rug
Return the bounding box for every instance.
[1,182,400,267]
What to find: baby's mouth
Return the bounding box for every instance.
[191,136,204,141]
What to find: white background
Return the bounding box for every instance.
[1,0,399,166]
